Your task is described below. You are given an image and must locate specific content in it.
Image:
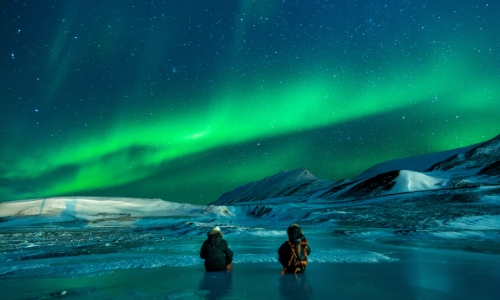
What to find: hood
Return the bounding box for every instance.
[208,226,223,237]
[208,232,223,245]
[287,223,305,244]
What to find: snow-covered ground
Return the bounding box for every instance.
[0,197,204,221]
[0,194,499,299]
[1,194,499,240]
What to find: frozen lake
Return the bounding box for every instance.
[1,228,499,300]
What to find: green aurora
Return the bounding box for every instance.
[1,1,499,204]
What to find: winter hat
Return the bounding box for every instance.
[287,223,304,241]
[208,226,223,236]
[287,223,302,234]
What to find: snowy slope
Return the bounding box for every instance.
[427,134,500,172]
[211,168,338,205]
[478,161,500,176]
[212,168,451,205]
[213,134,500,206]
[353,143,481,181]
[391,170,445,193]
[319,170,446,201]
[0,197,203,218]
[0,197,215,228]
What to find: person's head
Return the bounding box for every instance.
[207,226,223,245]
[287,223,304,243]
[208,225,223,237]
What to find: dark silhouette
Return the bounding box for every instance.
[278,224,311,274]
[200,226,234,271]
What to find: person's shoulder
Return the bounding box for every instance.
[278,241,289,249]
[278,241,291,255]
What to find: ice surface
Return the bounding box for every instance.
[1,196,499,299]
[1,229,499,300]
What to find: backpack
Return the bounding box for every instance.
[281,240,309,274]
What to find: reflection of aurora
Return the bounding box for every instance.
[1,1,499,203]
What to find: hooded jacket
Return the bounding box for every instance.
[200,232,234,271]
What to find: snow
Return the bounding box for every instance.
[353,143,481,180]
[446,215,500,231]
[1,193,499,236]
[391,170,444,193]
[213,168,334,205]
[480,195,500,205]
[309,249,396,263]
[0,197,203,219]
[1,195,499,299]
[428,231,494,240]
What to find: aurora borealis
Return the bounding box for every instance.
[1,1,499,204]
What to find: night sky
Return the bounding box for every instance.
[1,1,499,204]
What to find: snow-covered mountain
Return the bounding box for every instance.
[0,197,232,228]
[320,170,446,201]
[427,134,500,172]
[202,134,500,248]
[213,134,500,205]
[478,161,500,176]
[353,143,482,180]
[211,168,343,205]
[1,134,499,243]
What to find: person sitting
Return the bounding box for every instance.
[200,226,234,271]
[278,223,311,274]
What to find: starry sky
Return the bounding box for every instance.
[1,0,499,204]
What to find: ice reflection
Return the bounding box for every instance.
[279,273,313,300]
[198,271,233,300]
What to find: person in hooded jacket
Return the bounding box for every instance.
[278,223,311,274]
[200,226,234,271]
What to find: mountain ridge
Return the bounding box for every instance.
[212,134,500,206]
